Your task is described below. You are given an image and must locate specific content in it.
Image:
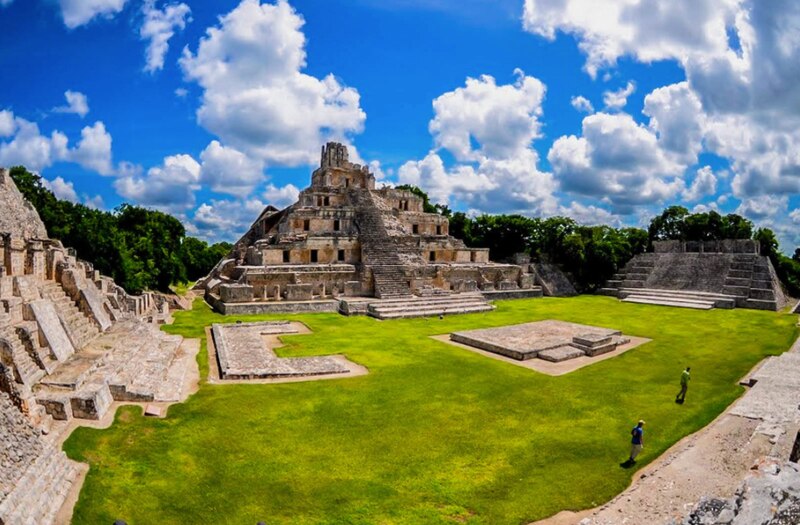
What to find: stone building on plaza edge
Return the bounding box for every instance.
[197,142,539,312]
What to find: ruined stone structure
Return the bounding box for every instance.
[600,240,789,310]
[198,142,540,317]
[0,168,196,525]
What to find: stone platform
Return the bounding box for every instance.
[210,321,353,380]
[450,320,630,363]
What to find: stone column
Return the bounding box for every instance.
[4,236,26,276]
[25,240,46,278]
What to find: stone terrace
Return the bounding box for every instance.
[211,321,350,379]
[450,320,630,363]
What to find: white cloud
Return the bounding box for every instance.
[735,195,789,221]
[557,201,619,226]
[548,111,685,211]
[0,110,16,137]
[0,116,68,172]
[262,183,299,208]
[522,1,800,208]
[83,194,105,209]
[570,95,594,113]
[42,176,79,203]
[175,87,188,98]
[199,140,265,195]
[791,209,800,225]
[682,166,717,201]
[0,111,115,176]
[522,0,740,77]
[602,81,635,110]
[58,0,129,28]
[429,70,545,161]
[69,122,114,175]
[191,197,269,242]
[399,72,556,214]
[140,0,191,73]
[53,90,89,117]
[179,0,365,166]
[114,153,200,210]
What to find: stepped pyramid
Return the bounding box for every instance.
[198,142,541,316]
[0,168,197,524]
[599,240,790,310]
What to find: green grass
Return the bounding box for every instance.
[169,281,196,296]
[63,296,799,525]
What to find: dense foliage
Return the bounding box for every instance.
[418,195,800,296]
[10,167,231,293]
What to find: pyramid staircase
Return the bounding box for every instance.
[351,190,413,299]
[366,293,494,320]
[600,252,782,310]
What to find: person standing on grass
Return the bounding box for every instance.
[676,366,691,404]
[629,420,644,463]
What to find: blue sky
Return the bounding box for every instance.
[0,0,798,251]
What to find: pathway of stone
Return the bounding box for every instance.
[207,321,366,383]
[533,329,800,524]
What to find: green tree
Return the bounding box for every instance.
[648,205,689,242]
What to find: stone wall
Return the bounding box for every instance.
[653,239,760,254]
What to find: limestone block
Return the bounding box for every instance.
[36,397,72,421]
[28,300,75,362]
[344,281,362,296]
[79,288,112,332]
[0,276,12,299]
[498,280,519,290]
[285,283,313,301]
[519,274,534,289]
[12,275,40,302]
[70,384,112,420]
[2,297,24,322]
[219,283,254,303]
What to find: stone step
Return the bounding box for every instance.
[371,293,486,307]
[727,269,752,279]
[722,285,750,297]
[725,277,751,287]
[369,300,491,315]
[618,288,737,308]
[749,288,776,300]
[745,298,778,311]
[597,288,620,296]
[730,262,754,270]
[621,296,714,310]
[371,304,495,320]
[621,279,645,288]
[0,447,80,525]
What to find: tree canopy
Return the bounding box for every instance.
[9,166,231,294]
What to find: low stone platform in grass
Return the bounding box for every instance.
[446,320,641,369]
[210,321,360,380]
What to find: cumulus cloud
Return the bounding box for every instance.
[399,72,557,214]
[262,183,300,208]
[548,111,686,211]
[58,0,129,28]
[0,115,68,172]
[191,197,269,242]
[522,0,800,232]
[557,201,619,226]
[602,81,635,110]
[42,176,79,203]
[140,0,191,73]
[199,140,265,195]
[570,95,594,113]
[429,69,545,162]
[682,166,717,201]
[70,122,114,175]
[0,110,16,137]
[53,90,89,117]
[735,194,789,221]
[522,0,739,77]
[179,0,365,166]
[114,153,200,210]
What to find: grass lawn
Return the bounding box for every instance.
[64,296,799,525]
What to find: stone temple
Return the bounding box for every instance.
[0,169,196,524]
[197,142,541,318]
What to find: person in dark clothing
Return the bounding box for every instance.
[629,420,645,463]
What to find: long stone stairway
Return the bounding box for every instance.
[366,293,494,320]
[351,189,413,298]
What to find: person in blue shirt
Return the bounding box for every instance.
[629,420,645,463]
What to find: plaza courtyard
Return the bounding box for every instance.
[64,296,799,525]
